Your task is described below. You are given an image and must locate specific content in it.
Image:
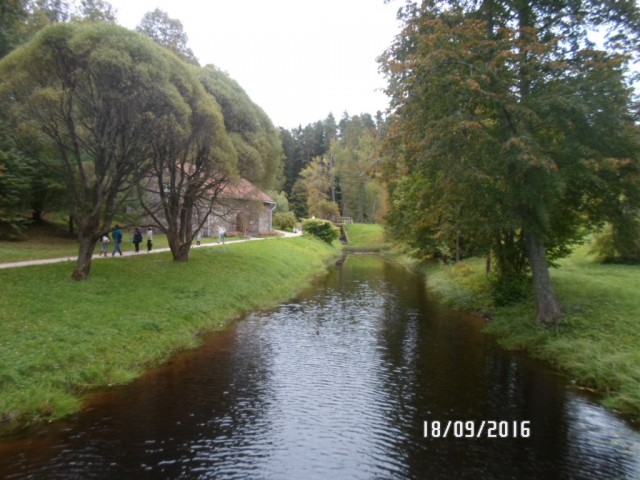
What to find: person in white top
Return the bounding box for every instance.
[100,233,110,256]
[146,227,153,252]
[217,225,226,244]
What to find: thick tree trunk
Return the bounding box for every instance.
[524,230,562,326]
[32,207,44,224]
[172,243,191,262]
[167,231,191,262]
[72,237,97,281]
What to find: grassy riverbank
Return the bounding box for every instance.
[344,223,386,250]
[425,243,640,419]
[0,236,338,435]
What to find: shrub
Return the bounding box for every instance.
[302,218,340,244]
[273,211,297,231]
[490,269,532,306]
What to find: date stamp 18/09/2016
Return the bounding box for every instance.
[423,420,531,439]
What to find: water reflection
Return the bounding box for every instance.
[0,256,638,479]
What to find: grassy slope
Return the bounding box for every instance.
[426,244,640,419]
[0,223,83,262]
[344,223,386,249]
[0,236,338,433]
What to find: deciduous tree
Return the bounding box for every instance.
[198,65,284,190]
[0,22,203,279]
[300,155,339,220]
[74,0,116,22]
[136,8,198,65]
[380,1,640,324]
[135,63,237,262]
[332,114,385,223]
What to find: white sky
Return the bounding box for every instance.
[106,0,403,129]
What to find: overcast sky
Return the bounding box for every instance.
[106,0,403,129]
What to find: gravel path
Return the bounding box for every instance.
[0,231,302,270]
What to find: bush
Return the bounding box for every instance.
[490,269,532,306]
[273,211,297,231]
[302,218,340,244]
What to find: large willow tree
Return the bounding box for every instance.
[380,0,640,324]
[198,65,284,190]
[135,62,237,263]
[0,22,235,278]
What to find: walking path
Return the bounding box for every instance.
[0,230,302,270]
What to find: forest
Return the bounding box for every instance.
[1,0,640,326]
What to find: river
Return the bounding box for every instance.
[0,255,639,479]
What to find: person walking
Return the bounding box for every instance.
[112,225,123,256]
[146,227,153,252]
[99,232,110,257]
[133,227,143,253]
[217,225,226,244]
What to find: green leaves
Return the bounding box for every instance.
[302,218,340,244]
[197,66,283,189]
[379,0,640,322]
[136,8,198,65]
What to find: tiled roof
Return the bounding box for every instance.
[220,177,276,204]
[176,163,275,204]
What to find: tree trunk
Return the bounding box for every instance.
[172,242,191,262]
[167,231,191,262]
[524,230,562,326]
[72,237,97,280]
[32,207,44,224]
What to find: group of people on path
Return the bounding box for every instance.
[99,226,153,257]
[98,224,227,257]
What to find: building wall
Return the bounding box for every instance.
[207,199,274,237]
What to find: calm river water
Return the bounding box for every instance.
[1,255,639,479]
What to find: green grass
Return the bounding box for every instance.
[0,236,338,434]
[423,243,640,419]
[0,223,81,262]
[344,223,386,249]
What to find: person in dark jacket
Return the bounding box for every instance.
[112,225,124,256]
[133,227,143,253]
